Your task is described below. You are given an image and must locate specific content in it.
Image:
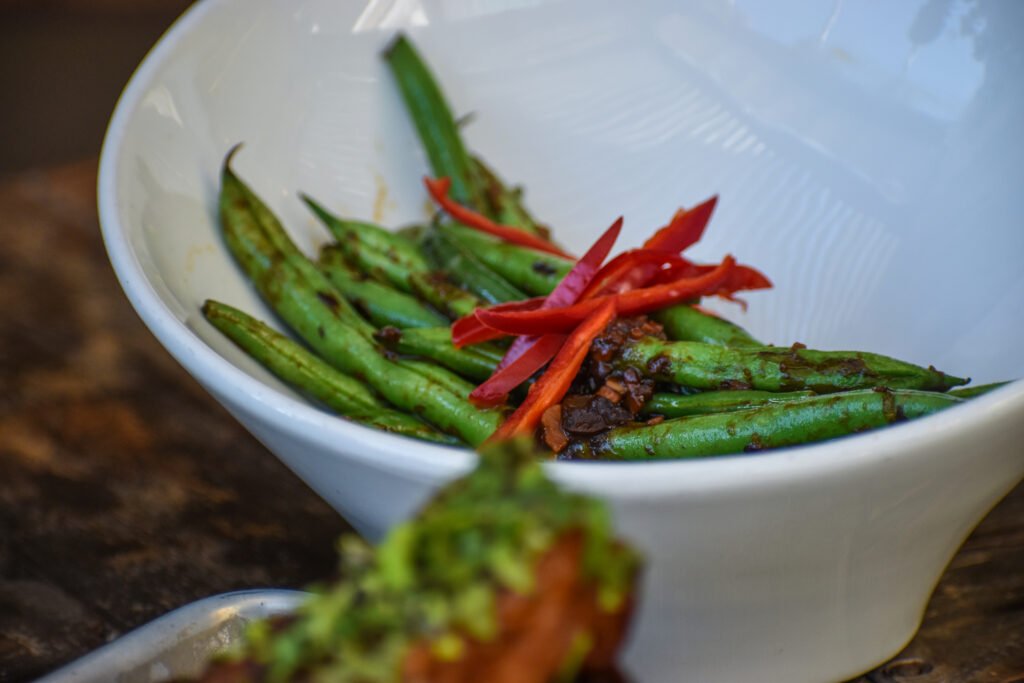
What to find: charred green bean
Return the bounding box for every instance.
[319,245,446,329]
[438,223,572,296]
[568,389,963,460]
[642,390,816,418]
[408,271,485,320]
[618,339,966,393]
[421,227,527,304]
[653,305,763,347]
[202,300,457,444]
[219,156,501,445]
[302,195,429,292]
[471,155,547,236]
[383,34,486,211]
[948,381,1011,399]
[376,326,502,382]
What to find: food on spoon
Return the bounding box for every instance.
[188,439,641,682]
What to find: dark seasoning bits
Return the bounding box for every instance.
[542,316,666,453]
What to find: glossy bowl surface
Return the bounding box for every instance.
[99,1,1024,681]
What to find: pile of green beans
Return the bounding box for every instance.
[200,34,1005,461]
[213,150,502,447]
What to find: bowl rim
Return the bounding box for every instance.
[97,0,1024,498]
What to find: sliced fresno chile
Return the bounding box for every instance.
[495,334,540,372]
[544,217,622,306]
[579,250,690,300]
[457,258,769,345]
[643,195,718,253]
[720,264,772,292]
[486,299,617,443]
[468,218,623,405]
[452,318,511,347]
[475,256,737,336]
[469,334,566,407]
[642,196,772,308]
[451,296,545,347]
[652,260,773,304]
[648,257,708,284]
[497,217,621,364]
[578,197,719,300]
[424,177,574,259]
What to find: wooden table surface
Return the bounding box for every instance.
[1,161,1021,683]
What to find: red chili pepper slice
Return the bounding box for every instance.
[545,217,621,306]
[494,334,537,372]
[424,177,574,258]
[579,249,689,299]
[653,261,771,311]
[469,334,566,407]
[576,197,717,299]
[654,260,772,293]
[486,299,617,442]
[467,218,623,404]
[477,256,737,336]
[648,257,708,284]
[451,321,507,347]
[451,297,545,347]
[723,264,773,292]
[643,195,718,253]
[498,216,621,362]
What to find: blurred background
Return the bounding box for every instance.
[0,0,193,175]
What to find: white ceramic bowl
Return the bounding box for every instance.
[99,2,1024,681]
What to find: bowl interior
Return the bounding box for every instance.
[105,0,1023,438]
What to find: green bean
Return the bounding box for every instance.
[383,34,486,211]
[437,223,572,296]
[567,389,963,460]
[202,300,457,444]
[301,194,429,292]
[421,228,527,304]
[653,305,763,347]
[319,246,446,329]
[302,195,427,264]
[471,155,546,235]
[388,326,506,367]
[396,224,427,242]
[220,162,375,341]
[948,381,1011,398]
[402,358,480,400]
[408,271,484,320]
[221,153,374,341]
[219,156,501,445]
[642,390,816,418]
[618,339,967,393]
[376,326,502,382]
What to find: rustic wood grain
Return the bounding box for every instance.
[0,1,194,174]
[0,162,347,682]
[0,162,1020,682]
